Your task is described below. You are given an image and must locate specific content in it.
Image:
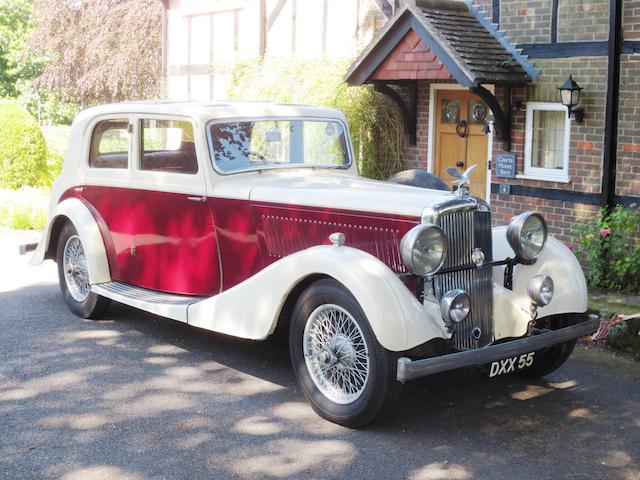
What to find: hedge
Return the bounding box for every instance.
[0,100,48,188]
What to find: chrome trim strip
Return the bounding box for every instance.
[396,314,600,382]
[421,193,490,224]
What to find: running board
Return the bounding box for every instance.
[91,282,203,323]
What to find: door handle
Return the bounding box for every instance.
[186,196,207,203]
[456,161,464,168]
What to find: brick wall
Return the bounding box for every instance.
[487,55,608,241]
[489,195,599,243]
[616,54,640,198]
[488,57,607,199]
[472,0,494,22]
[500,0,552,44]
[623,0,640,39]
[401,81,431,170]
[557,0,609,42]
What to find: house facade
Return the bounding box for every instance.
[162,0,640,241]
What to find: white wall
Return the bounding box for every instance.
[164,0,386,100]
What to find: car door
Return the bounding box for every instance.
[125,116,221,296]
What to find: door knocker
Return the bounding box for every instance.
[456,120,468,138]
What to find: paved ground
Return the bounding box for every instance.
[1,230,639,480]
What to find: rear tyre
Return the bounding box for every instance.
[56,222,110,319]
[289,278,400,428]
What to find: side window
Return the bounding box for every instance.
[89,119,130,168]
[524,102,570,182]
[140,119,197,174]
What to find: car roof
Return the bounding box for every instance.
[73,101,347,126]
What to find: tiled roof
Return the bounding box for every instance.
[345,0,538,87]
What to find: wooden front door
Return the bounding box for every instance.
[434,90,489,199]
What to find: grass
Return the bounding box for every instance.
[0,197,48,230]
[588,297,640,316]
[574,346,640,378]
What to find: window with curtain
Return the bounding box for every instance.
[524,102,571,182]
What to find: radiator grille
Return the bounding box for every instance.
[434,210,493,350]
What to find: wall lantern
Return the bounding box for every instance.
[558,75,585,122]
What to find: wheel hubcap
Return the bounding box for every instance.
[63,235,90,302]
[303,304,370,404]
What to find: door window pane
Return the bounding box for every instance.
[140,119,197,174]
[89,119,129,168]
[531,110,565,170]
[441,100,460,124]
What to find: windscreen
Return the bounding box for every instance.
[209,119,350,173]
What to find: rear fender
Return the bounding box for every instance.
[30,197,111,284]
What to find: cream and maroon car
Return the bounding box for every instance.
[29,101,598,427]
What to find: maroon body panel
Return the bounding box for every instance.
[253,202,418,272]
[65,186,420,296]
[75,186,220,296]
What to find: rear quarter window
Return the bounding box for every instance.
[89,119,130,169]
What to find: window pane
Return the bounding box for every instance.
[210,119,349,173]
[141,119,197,174]
[89,119,129,168]
[531,110,565,170]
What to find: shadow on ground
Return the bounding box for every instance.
[1,283,638,480]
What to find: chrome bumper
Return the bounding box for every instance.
[396,314,599,382]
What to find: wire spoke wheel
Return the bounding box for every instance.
[63,235,90,302]
[303,304,370,404]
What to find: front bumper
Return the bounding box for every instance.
[396,313,599,382]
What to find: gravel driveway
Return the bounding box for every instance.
[1,230,639,480]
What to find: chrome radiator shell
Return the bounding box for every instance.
[423,194,494,350]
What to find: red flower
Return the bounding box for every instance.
[600,228,611,237]
[565,242,574,251]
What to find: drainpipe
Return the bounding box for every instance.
[601,0,623,209]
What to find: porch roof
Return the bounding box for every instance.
[345,0,539,87]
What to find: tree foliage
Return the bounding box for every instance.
[0,0,41,97]
[28,0,162,105]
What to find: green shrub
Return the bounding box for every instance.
[227,58,405,180]
[0,100,48,188]
[604,318,640,353]
[572,204,640,291]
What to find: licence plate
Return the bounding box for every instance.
[488,352,535,377]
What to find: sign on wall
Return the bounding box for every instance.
[495,152,517,179]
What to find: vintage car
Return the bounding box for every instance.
[29,101,599,427]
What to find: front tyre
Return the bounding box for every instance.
[289,279,399,428]
[516,315,577,378]
[56,222,110,318]
[515,340,576,378]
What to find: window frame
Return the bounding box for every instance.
[127,114,205,196]
[206,116,353,176]
[139,117,199,175]
[521,102,571,183]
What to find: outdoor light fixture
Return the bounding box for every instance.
[558,75,585,122]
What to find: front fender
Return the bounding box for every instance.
[30,197,111,285]
[187,245,450,351]
[491,226,588,339]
